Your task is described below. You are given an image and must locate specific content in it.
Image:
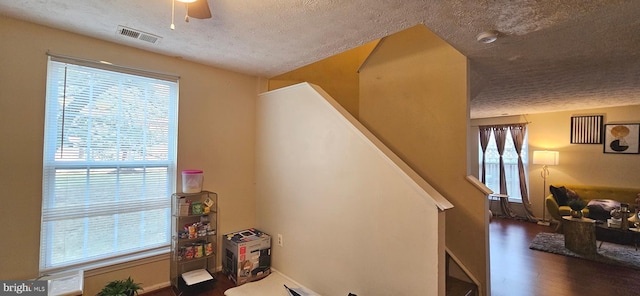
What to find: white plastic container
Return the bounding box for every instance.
[182,170,204,193]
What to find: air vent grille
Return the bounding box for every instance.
[117,25,162,44]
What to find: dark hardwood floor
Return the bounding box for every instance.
[145,218,640,296]
[490,217,640,296]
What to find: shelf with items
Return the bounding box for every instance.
[175,240,216,262]
[175,235,216,244]
[172,211,218,218]
[176,217,216,239]
[170,190,218,293]
[177,253,216,263]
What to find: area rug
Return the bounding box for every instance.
[529,232,640,270]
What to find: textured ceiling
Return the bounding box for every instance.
[1,0,639,118]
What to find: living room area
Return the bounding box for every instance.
[472,103,640,216]
[473,104,640,295]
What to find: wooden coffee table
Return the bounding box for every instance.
[562,216,597,256]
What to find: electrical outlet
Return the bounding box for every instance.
[277,234,283,247]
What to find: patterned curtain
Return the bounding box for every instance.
[510,124,537,221]
[492,126,516,218]
[480,124,531,219]
[479,127,492,184]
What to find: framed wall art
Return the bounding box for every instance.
[570,115,603,144]
[603,123,640,154]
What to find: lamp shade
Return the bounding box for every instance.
[532,150,559,166]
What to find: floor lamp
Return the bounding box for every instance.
[533,150,559,226]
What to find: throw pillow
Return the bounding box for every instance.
[587,199,621,221]
[566,188,580,201]
[550,185,568,206]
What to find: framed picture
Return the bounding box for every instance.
[570,115,603,144]
[603,124,640,154]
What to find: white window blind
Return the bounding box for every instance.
[40,56,178,272]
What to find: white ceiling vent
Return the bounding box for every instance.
[117,25,162,44]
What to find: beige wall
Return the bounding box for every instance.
[268,40,379,118]
[255,83,446,295]
[471,105,640,218]
[0,16,259,294]
[359,25,488,294]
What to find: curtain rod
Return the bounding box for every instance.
[471,114,533,127]
[46,51,180,82]
[470,122,531,127]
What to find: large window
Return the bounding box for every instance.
[40,56,178,272]
[479,128,528,202]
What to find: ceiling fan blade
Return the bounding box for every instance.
[188,0,212,19]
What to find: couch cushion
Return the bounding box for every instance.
[550,185,569,206]
[564,185,640,205]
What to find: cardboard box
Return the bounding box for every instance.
[222,228,271,285]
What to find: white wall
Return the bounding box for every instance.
[255,83,447,295]
[0,15,260,294]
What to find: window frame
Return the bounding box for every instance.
[479,127,529,203]
[40,55,179,273]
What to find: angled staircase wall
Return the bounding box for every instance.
[256,82,453,295]
[266,24,489,296]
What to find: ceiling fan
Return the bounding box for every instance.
[170,0,212,30]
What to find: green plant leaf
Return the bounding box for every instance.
[568,199,587,211]
[97,277,142,296]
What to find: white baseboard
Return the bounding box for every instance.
[140,281,171,294]
[537,220,551,226]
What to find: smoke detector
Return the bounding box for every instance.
[476,30,499,44]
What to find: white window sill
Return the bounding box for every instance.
[40,247,170,278]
